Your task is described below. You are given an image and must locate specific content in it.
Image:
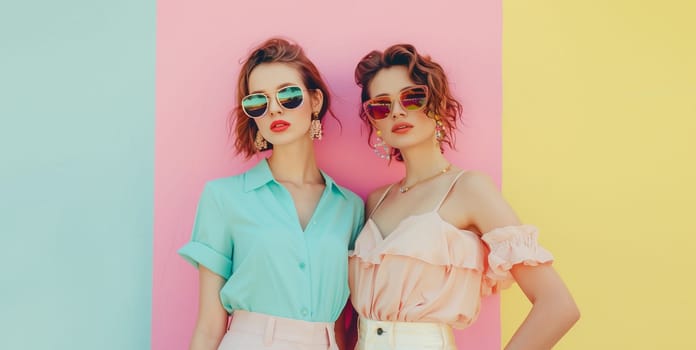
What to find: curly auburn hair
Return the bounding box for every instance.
[230,37,335,159]
[354,44,463,161]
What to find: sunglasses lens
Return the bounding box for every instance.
[365,100,391,120]
[401,87,427,110]
[277,86,304,109]
[242,94,268,118]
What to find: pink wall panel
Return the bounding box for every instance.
[154,1,502,348]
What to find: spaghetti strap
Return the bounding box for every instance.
[433,171,467,211]
[367,183,396,218]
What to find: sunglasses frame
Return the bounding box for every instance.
[241,84,308,119]
[362,85,430,121]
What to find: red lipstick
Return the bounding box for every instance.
[391,122,413,134]
[270,120,291,132]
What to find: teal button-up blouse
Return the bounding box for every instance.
[178,159,364,322]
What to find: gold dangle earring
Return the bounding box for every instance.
[254,130,268,151]
[309,112,322,140]
[428,112,445,143]
[372,129,391,160]
[435,118,445,142]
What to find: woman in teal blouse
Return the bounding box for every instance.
[178,38,364,350]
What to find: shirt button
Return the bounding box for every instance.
[301,308,309,317]
[376,327,384,335]
[299,262,306,269]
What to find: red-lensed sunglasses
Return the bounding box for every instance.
[362,85,429,120]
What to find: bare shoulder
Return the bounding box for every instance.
[449,170,521,231]
[366,183,393,215]
[451,170,501,198]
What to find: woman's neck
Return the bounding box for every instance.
[398,141,451,183]
[267,137,323,186]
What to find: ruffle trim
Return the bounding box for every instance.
[480,225,554,295]
[349,220,485,272]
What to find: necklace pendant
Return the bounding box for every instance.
[398,163,451,194]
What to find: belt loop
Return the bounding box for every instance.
[263,317,276,346]
[389,321,395,348]
[326,324,337,350]
[356,317,363,346]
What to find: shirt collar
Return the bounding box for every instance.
[243,158,275,192]
[243,158,347,199]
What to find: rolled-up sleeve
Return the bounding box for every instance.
[178,182,233,279]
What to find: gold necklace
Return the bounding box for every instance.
[399,164,452,193]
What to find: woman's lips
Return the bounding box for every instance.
[270,120,290,132]
[391,122,413,134]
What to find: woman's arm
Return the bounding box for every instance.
[189,266,228,350]
[451,171,580,350]
[505,264,580,350]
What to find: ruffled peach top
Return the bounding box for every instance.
[348,171,554,329]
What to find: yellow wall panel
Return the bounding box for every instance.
[502,1,696,348]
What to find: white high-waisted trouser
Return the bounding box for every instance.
[356,317,456,350]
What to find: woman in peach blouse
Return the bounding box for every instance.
[347,44,580,350]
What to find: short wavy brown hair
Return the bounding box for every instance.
[230,37,335,159]
[354,44,463,161]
